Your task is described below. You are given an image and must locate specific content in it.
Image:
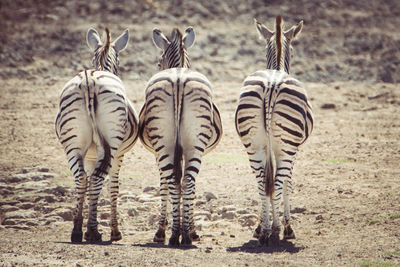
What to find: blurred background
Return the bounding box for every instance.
[1,0,399,84]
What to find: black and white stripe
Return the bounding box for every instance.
[139,27,222,246]
[235,15,313,245]
[55,28,138,243]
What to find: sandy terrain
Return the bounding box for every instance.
[1,0,400,266]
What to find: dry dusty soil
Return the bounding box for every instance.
[1,0,400,266]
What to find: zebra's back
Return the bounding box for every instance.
[235,69,313,155]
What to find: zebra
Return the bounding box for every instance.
[138,27,222,246]
[55,28,139,243]
[234,15,314,245]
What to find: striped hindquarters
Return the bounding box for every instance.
[139,68,222,159]
[235,69,313,149]
[55,70,138,166]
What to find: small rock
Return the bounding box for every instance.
[291,206,307,213]
[251,200,258,206]
[1,205,19,212]
[239,214,258,227]
[194,211,212,220]
[51,208,73,221]
[99,199,111,206]
[221,211,236,220]
[38,167,50,172]
[99,221,109,227]
[321,103,336,109]
[142,186,157,193]
[236,209,249,215]
[128,208,138,217]
[100,213,110,220]
[205,247,212,253]
[315,214,323,221]
[204,192,217,202]
[195,200,206,206]
[18,203,35,210]
[5,210,37,220]
[120,195,136,202]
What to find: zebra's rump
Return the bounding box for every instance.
[235,70,313,151]
[139,68,222,155]
[55,70,139,160]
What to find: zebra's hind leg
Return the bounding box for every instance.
[85,145,114,243]
[282,178,295,239]
[153,168,169,243]
[71,158,87,243]
[181,155,202,246]
[168,181,181,247]
[109,156,123,242]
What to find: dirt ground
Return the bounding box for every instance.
[1,0,400,266]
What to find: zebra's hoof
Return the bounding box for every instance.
[111,229,122,242]
[71,230,83,243]
[190,231,200,242]
[284,225,295,239]
[270,231,280,244]
[168,233,180,247]
[84,229,102,243]
[253,224,262,239]
[181,232,192,246]
[258,231,272,246]
[153,228,166,243]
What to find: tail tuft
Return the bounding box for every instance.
[264,157,275,196]
[173,139,183,185]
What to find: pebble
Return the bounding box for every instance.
[194,211,212,220]
[204,192,217,202]
[221,211,236,220]
[239,214,258,227]
[127,208,138,217]
[49,208,74,221]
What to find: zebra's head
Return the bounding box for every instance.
[87,28,129,76]
[255,15,303,74]
[152,27,195,70]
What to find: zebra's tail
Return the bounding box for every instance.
[264,141,275,197]
[83,70,111,177]
[173,137,183,185]
[264,99,276,197]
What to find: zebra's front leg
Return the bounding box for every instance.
[181,156,201,246]
[153,171,169,243]
[109,156,123,242]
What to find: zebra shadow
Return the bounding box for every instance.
[55,241,124,246]
[226,239,303,254]
[131,242,198,250]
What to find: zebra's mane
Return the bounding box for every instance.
[266,15,291,74]
[163,28,191,69]
[93,28,120,76]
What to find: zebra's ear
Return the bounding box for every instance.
[152,28,170,50]
[113,29,129,53]
[254,18,273,41]
[183,27,195,49]
[87,28,102,51]
[284,20,303,41]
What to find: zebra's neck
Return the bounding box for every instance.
[162,31,191,69]
[265,33,291,74]
[93,46,119,75]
